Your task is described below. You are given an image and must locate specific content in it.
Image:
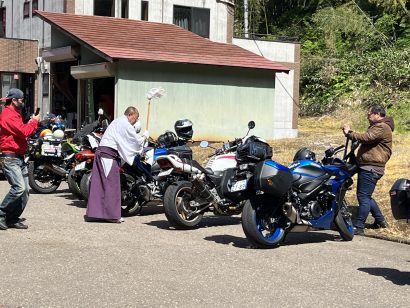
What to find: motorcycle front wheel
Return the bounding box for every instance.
[67,168,83,199]
[241,196,287,249]
[120,173,144,217]
[334,198,354,241]
[163,181,203,229]
[28,161,62,194]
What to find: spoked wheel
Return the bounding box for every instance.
[163,181,203,229]
[334,198,354,241]
[241,196,287,249]
[120,173,144,217]
[28,161,62,194]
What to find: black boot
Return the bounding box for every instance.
[0,216,8,230]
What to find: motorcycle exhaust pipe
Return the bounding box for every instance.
[43,164,68,177]
[283,202,297,223]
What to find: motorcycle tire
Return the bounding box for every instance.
[120,173,143,217]
[80,172,91,201]
[163,180,203,229]
[28,161,62,194]
[67,168,84,199]
[334,199,354,241]
[241,196,286,249]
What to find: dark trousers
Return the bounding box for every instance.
[355,169,385,229]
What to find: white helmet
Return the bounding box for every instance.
[52,129,65,139]
[133,120,142,134]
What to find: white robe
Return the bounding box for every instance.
[99,115,144,166]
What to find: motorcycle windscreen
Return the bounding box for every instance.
[254,161,293,197]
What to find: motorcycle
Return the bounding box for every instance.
[241,137,359,248]
[67,131,102,199]
[27,135,80,193]
[81,120,194,216]
[157,121,272,229]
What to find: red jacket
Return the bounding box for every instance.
[0,105,38,155]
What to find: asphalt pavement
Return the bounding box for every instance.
[0,181,409,308]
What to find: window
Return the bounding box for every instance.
[23,1,30,18]
[141,1,148,21]
[94,0,114,17]
[32,0,38,16]
[173,5,210,38]
[121,0,129,18]
[0,7,6,37]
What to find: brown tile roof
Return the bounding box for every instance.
[37,11,289,71]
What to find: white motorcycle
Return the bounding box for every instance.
[156,121,273,229]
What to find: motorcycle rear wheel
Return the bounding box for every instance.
[80,172,91,201]
[241,196,286,249]
[163,181,203,229]
[67,168,83,199]
[334,199,354,241]
[28,161,62,194]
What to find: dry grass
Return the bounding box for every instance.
[192,115,410,243]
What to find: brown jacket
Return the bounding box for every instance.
[349,117,394,167]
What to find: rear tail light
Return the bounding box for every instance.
[75,150,95,161]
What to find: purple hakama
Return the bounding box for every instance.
[86,146,121,220]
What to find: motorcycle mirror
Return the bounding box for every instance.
[248,121,255,130]
[199,141,209,148]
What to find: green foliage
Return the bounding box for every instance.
[233,0,410,132]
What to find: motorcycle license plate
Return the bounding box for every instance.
[158,168,173,177]
[41,144,61,157]
[75,161,86,171]
[231,179,248,192]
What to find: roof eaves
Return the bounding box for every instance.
[37,11,113,63]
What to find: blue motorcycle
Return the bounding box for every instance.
[241,137,359,248]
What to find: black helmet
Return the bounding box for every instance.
[174,119,193,139]
[293,147,316,161]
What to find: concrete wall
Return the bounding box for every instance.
[74,0,232,43]
[233,38,300,138]
[3,0,64,49]
[116,60,279,141]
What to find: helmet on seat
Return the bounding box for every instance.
[174,119,193,140]
[293,147,316,161]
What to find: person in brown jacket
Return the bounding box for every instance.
[343,105,394,235]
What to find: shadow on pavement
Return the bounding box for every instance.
[203,234,251,248]
[204,232,340,249]
[358,267,410,285]
[145,216,241,230]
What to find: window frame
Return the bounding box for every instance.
[23,1,30,18]
[0,7,6,37]
[141,1,149,21]
[32,0,39,16]
[173,5,210,39]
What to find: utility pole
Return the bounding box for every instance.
[244,0,249,38]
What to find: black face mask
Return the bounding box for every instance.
[14,101,24,110]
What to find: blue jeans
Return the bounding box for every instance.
[355,169,385,229]
[0,157,30,224]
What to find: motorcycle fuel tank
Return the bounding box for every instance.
[206,153,237,175]
[289,160,330,193]
[254,160,293,197]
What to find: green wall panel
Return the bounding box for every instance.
[116,61,276,140]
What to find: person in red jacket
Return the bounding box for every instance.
[0,88,40,230]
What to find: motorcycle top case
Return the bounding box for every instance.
[236,138,273,164]
[389,178,410,220]
[254,160,293,197]
[169,144,193,160]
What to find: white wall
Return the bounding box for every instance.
[233,38,299,138]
